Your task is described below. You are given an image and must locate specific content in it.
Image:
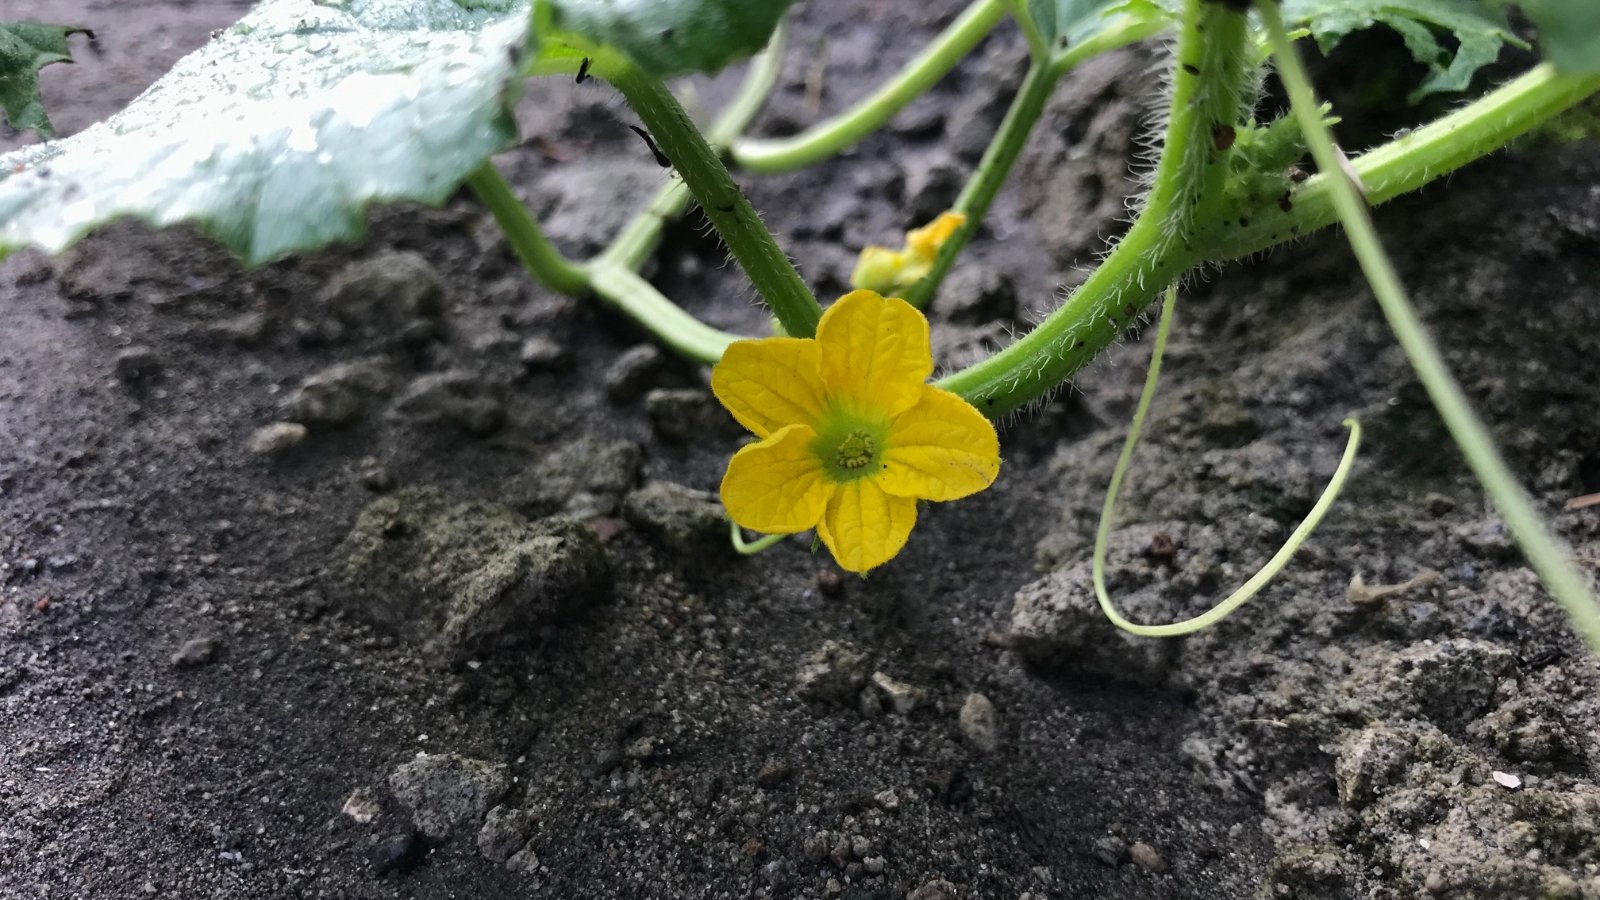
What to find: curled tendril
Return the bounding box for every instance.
[1093,282,1363,638]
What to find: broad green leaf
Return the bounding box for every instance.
[1517,0,1600,75]
[0,0,532,264]
[0,21,89,139]
[540,0,795,77]
[1281,0,1528,102]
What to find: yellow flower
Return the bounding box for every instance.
[850,211,967,297]
[711,289,1001,573]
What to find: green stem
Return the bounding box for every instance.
[1197,62,1600,260]
[730,0,1008,173]
[937,0,1250,414]
[602,25,788,273]
[606,60,823,338]
[1255,0,1600,651]
[900,58,1059,310]
[731,522,789,555]
[465,163,590,295]
[1092,284,1363,638]
[587,262,737,365]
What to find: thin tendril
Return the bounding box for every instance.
[1092,283,1363,638]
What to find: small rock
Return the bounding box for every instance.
[248,422,308,456]
[621,480,725,554]
[170,636,218,668]
[1491,770,1523,790]
[625,737,656,760]
[1009,563,1175,686]
[477,806,536,863]
[388,752,510,840]
[603,345,663,402]
[958,693,999,753]
[324,251,445,334]
[756,759,793,789]
[760,859,789,889]
[1092,835,1129,867]
[114,346,161,382]
[742,837,766,857]
[907,878,959,900]
[862,855,886,874]
[795,641,871,706]
[284,361,392,426]
[341,787,382,824]
[391,371,505,436]
[645,388,736,443]
[202,311,269,347]
[519,336,571,372]
[505,846,540,874]
[815,569,844,599]
[372,831,428,875]
[871,671,926,715]
[872,788,900,812]
[1129,842,1168,874]
[523,437,641,518]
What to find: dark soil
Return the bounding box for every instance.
[4,2,1600,899]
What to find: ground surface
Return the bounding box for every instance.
[3,2,1600,899]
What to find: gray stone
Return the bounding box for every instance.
[505,846,541,874]
[247,422,308,456]
[477,806,536,863]
[603,345,663,402]
[170,636,218,668]
[391,371,505,436]
[1009,561,1176,686]
[388,752,509,840]
[1129,842,1168,874]
[621,480,725,554]
[645,388,735,443]
[114,346,161,382]
[335,487,610,663]
[284,361,393,426]
[907,879,959,900]
[795,641,871,706]
[519,336,571,372]
[324,251,445,333]
[1092,835,1129,867]
[958,693,999,753]
[872,671,926,715]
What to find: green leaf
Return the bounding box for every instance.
[1025,0,1176,51]
[1281,0,1529,102]
[0,21,89,139]
[1516,0,1600,75]
[0,0,532,264]
[540,0,795,77]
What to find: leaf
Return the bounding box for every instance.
[0,21,90,139]
[540,0,795,77]
[1281,0,1529,102]
[1025,0,1176,51]
[1516,0,1600,75]
[0,0,533,264]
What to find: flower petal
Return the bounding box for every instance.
[711,337,828,438]
[905,211,966,262]
[815,479,918,574]
[816,290,932,417]
[880,385,1000,501]
[720,424,830,534]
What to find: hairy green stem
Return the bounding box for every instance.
[588,263,737,364]
[602,26,788,273]
[1197,62,1600,260]
[900,58,1059,310]
[730,0,1008,173]
[465,163,589,295]
[1256,0,1600,651]
[607,61,823,338]
[1093,284,1363,637]
[938,0,1251,414]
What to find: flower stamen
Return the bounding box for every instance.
[835,431,876,470]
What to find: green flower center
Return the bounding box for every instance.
[834,431,877,470]
[812,405,890,484]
